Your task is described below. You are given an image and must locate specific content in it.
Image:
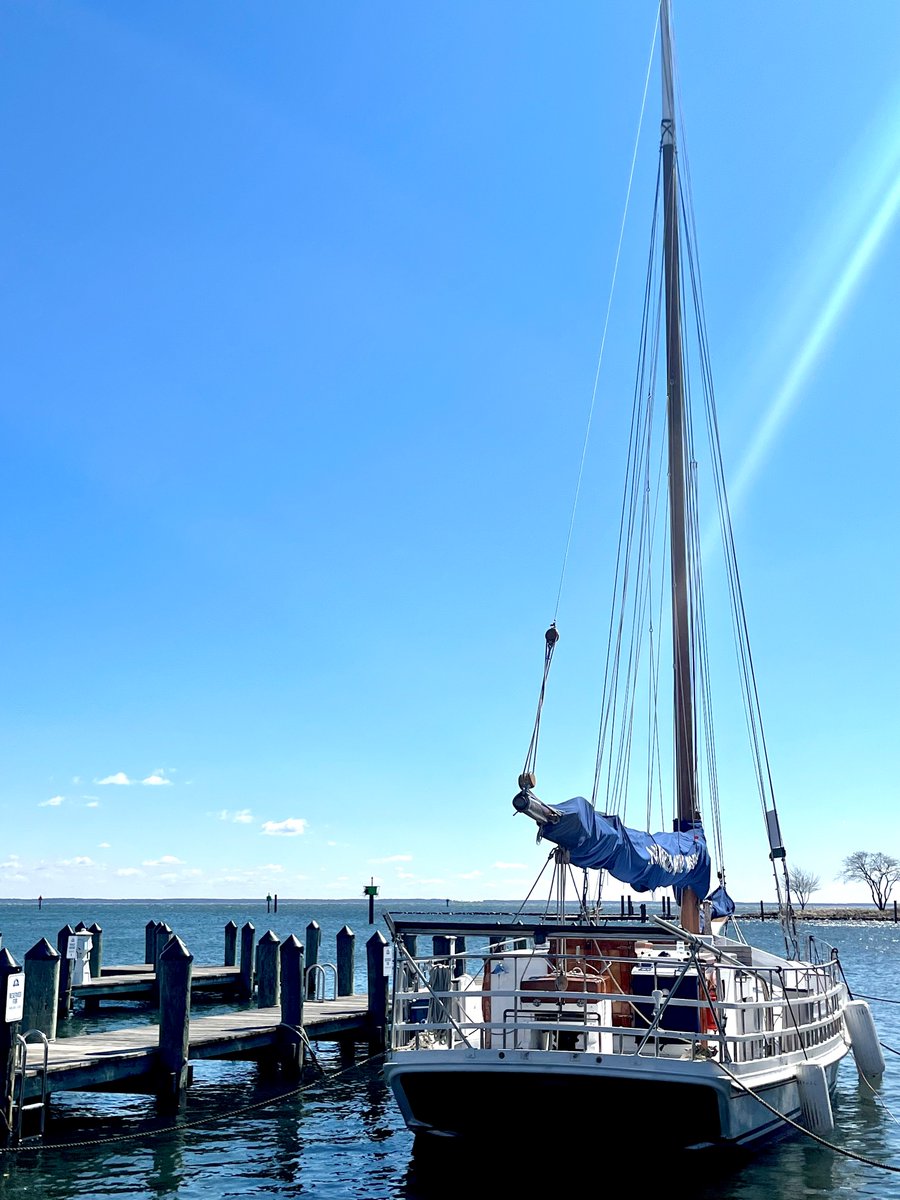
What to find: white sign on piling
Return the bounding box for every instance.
[5,970,24,1023]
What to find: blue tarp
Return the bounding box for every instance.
[534,795,712,898]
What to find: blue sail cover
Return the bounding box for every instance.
[536,796,711,897]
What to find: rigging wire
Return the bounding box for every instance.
[550,8,660,625]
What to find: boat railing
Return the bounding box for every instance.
[389,943,847,1064]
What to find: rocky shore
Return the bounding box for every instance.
[750,906,899,922]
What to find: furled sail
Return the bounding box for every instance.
[515,793,711,898]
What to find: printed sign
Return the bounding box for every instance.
[66,937,78,960]
[383,943,393,978]
[5,971,24,1023]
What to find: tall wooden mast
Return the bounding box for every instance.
[660,0,699,932]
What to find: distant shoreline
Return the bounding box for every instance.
[750,906,899,922]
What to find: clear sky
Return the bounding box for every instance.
[1,2,898,905]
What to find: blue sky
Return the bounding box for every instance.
[1,2,898,905]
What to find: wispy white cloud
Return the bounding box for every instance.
[86,801,100,809]
[98,842,111,849]
[116,867,142,877]
[61,856,94,867]
[370,853,413,864]
[261,818,307,837]
[142,773,171,786]
[39,795,64,808]
[456,870,483,880]
[215,808,254,824]
[262,863,284,872]
[142,855,184,867]
[97,772,132,786]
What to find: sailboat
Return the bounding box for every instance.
[383,1,881,1149]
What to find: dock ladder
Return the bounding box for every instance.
[12,1030,49,1143]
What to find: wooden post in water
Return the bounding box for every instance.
[157,936,193,1111]
[640,904,646,923]
[154,923,173,970]
[239,922,256,998]
[433,934,453,964]
[0,949,23,1148]
[366,931,389,1054]
[257,931,281,1007]
[278,935,305,1076]
[401,933,417,959]
[88,923,103,979]
[23,939,60,1040]
[280,937,304,1027]
[894,900,898,924]
[759,900,765,920]
[56,924,74,1018]
[145,920,157,964]
[305,920,321,999]
[336,926,355,997]
[620,896,625,917]
[224,920,238,966]
[453,935,467,979]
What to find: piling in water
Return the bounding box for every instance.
[24,939,60,1040]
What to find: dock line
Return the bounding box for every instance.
[0,1050,385,1156]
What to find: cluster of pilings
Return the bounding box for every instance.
[0,922,390,1141]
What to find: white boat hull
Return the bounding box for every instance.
[385,1040,847,1148]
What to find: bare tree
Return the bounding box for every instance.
[839,851,900,910]
[788,865,820,911]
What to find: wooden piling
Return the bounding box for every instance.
[894,900,898,924]
[157,935,193,1110]
[257,931,281,1008]
[280,936,304,1027]
[239,922,256,998]
[453,935,467,979]
[759,900,765,920]
[305,920,321,999]
[88,923,103,979]
[0,949,23,1145]
[278,935,305,1076]
[433,934,453,963]
[154,923,173,970]
[145,919,157,964]
[400,933,418,959]
[366,931,388,1054]
[23,939,60,1040]
[56,924,74,1017]
[336,925,355,997]
[224,920,238,966]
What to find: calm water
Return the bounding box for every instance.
[0,898,899,1198]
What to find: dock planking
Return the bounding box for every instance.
[74,964,241,1002]
[16,996,371,1101]
[3,918,389,1140]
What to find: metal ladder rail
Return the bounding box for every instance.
[13,1030,49,1143]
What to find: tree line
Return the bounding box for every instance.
[788,851,900,911]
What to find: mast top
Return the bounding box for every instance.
[660,0,676,147]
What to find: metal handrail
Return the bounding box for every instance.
[13,1029,50,1143]
[305,962,337,1001]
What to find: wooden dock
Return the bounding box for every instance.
[17,995,371,1101]
[0,918,391,1141]
[74,964,241,1003]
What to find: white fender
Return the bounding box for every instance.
[796,1061,834,1135]
[844,998,885,1080]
